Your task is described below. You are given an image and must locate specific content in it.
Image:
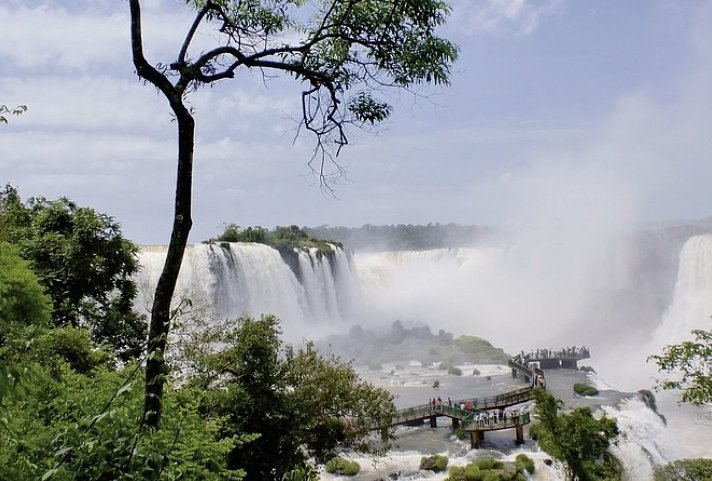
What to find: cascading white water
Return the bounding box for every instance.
[602,399,671,481]
[135,243,363,337]
[653,234,712,345]
[134,234,712,480]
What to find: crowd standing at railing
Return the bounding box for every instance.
[468,405,530,428]
[515,345,590,361]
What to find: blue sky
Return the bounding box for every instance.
[2,0,712,244]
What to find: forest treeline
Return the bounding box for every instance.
[305,223,503,252]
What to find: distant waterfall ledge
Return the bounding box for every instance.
[134,243,364,335]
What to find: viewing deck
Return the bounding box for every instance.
[370,346,587,448]
[516,346,590,370]
[388,382,537,448]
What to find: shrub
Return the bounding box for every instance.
[472,368,481,375]
[324,457,360,476]
[515,454,535,474]
[445,458,529,481]
[420,454,449,472]
[654,458,712,481]
[446,464,481,481]
[448,366,463,376]
[475,459,504,470]
[433,380,440,388]
[573,383,599,396]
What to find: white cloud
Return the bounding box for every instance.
[449,0,563,36]
[0,3,198,73]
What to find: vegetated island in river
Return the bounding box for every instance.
[316,321,510,370]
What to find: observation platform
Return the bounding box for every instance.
[515,346,590,370]
[370,346,588,448]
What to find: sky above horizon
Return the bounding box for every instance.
[2,0,712,244]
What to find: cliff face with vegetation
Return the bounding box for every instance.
[316,321,510,368]
[206,224,344,282]
[207,224,342,254]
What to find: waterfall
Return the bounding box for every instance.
[653,234,712,345]
[135,243,362,337]
[602,398,671,480]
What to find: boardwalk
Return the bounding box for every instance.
[386,368,538,448]
[372,346,584,448]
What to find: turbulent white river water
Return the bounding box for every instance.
[135,234,712,480]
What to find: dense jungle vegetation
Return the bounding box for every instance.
[0,187,395,481]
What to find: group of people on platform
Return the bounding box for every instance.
[515,345,590,362]
[427,396,530,427]
[471,406,528,428]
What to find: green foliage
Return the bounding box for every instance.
[650,329,712,405]
[324,456,360,476]
[445,457,527,481]
[208,224,341,254]
[0,186,145,361]
[187,315,395,481]
[452,336,510,363]
[531,389,620,481]
[420,454,448,472]
[30,326,112,374]
[573,383,599,397]
[654,458,712,481]
[282,465,319,481]
[0,361,246,481]
[0,242,51,341]
[446,463,481,481]
[515,454,535,474]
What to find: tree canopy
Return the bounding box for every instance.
[531,389,620,481]
[186,315,396,481]
[0,186,145,361]
[649,329,712,405]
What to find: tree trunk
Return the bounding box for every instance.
[143,110,195,429]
